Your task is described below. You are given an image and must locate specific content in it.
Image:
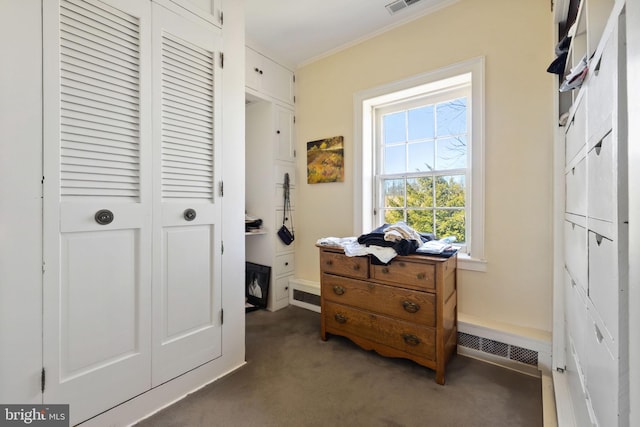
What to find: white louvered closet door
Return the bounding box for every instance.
[151,3,223,385]
[42,0,153,424]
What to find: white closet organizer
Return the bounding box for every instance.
[558,1,628,426]
[245,47,295,311]
[42,0,223,424]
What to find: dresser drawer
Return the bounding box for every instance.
[322,274,436,326]
[324,302,435,360]
[370,260,435,291]
[319,250,369,279]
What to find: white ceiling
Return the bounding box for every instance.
[244,0,459,68]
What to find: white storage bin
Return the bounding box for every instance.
[566,155,587,216]
[585,312,618,427]
[588,132,614,225]
[565,268,589,363]
[564,220,588,294]
[587,27,616,144]
[588,231,618,344]
[565,96,586,166]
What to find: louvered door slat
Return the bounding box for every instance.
[64,140,138,157]
[163,141,212,156]
[61,4,138,43]
[163,88,212,114]
[62,93,138,121]
[162,63,212,92]
[62,45,137,78]
[163,129,212,146]
[60,0,141,200]
[62,61,139,93]
[60,29,138,66]
[163,39,213,74]
[164,118,212,137]
[162,166,212,178]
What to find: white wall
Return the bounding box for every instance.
[0,0,43,404]
[294,0,554,333]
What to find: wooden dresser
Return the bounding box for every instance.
[318,246,457,384]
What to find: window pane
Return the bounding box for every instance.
[383,111,406,144]
[384,209,404,225]
[406,177,433,207]
[436,97,466,137]
[436,209,466,242]
[384,144,405,174]
[435,175,465,207]
[436,137,467,170]
[407,209,434,234]
[408,141,435,172]
[408,105,434,140]
[382,179,405,208]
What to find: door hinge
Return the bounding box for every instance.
[220,309,224,325]
[220,52,224,69]
[219,181,223,197]
[219,10,224,25]
[41,368,45,393]
[293,95,296,104]
[556,366,565,373]
[293,149,296,158]
[221,240,224,255]
[293,116,296,124]
[42,261,45,274]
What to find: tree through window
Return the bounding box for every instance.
[376,88,470,246]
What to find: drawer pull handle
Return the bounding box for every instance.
[334,313,347,324]
[353,264,360,271]
[332,286,345,296]
[402,300,420,313]
[416,273,426,280]
[402,334,421,346]
[381,267,389,274]
[594,323,604,343]
[326,260,333,266]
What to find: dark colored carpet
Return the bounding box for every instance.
[137,306,542,427]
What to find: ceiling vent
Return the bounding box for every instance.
[385,0,422,15]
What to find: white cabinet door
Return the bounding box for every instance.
[245,47,294,105]
[42,0,153,424]
[275,106,295,162]
[151,3,222,385]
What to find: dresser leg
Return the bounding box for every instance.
[436,370,445,385]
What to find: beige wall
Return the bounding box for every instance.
[294,0,554,332]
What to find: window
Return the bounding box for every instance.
[354,58,485,270]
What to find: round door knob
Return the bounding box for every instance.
[184,208,196,221]
[95,209,114,225]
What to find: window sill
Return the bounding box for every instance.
[457,253,487,272]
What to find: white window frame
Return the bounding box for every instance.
[353,57,486,271]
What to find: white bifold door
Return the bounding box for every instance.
[42,0,222,424]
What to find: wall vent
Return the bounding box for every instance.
[293,289,321,306]
[458,332,539,366]
[385,0,423,15]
